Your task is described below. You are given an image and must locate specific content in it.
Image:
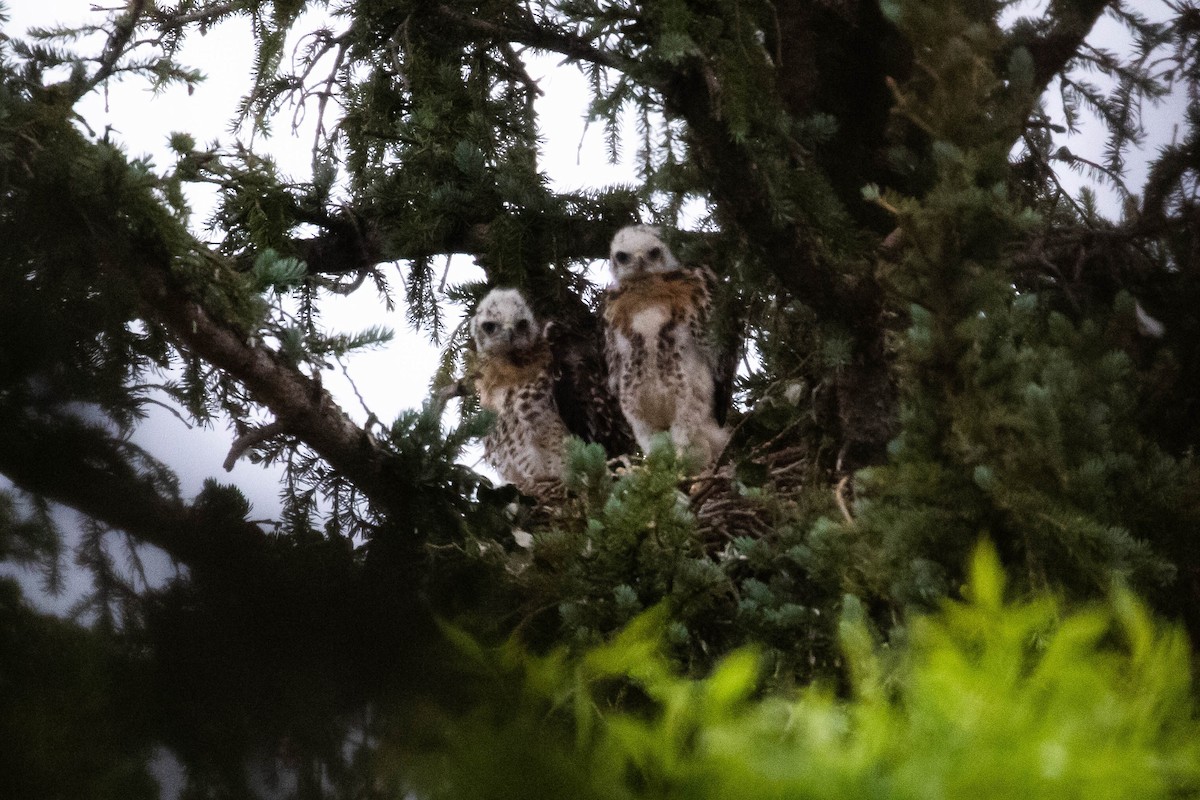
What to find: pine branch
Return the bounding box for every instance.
[145,1,244,33]
[125,251,405,519]
[223,419,289,472]
[0,411,248,566]
[77,0,151,98]
[286,206,621,276]
[430,4,644,80]
[1018,0,1113,98]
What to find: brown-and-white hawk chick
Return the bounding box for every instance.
[470,288,570,499]
[601,225,732,467]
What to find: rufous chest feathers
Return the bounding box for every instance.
[474,345,554,410]
[603,271,707,336]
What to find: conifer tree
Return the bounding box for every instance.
[2,0,1200,796]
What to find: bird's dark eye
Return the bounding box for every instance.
[515,318,531,332]
[614,251,630,265]
[480,321,498,335]
[648,247,662,261]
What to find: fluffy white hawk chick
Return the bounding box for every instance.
[602,225,730,466]
[471,288,570,498]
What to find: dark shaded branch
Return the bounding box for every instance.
[289,207,385,276]
[1016,0,1113,99]
[288,207,624,276]
[0,412,253,566]
[661,63,879,332]
[430,4,643,79]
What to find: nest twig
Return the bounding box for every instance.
[687,444,824,552]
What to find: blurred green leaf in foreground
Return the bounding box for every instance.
[403,542,1200,800]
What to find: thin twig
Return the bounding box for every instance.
[136,396,196,428]
[834,475,854,525]
[338,358,378,426]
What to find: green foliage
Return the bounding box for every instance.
[400,544,1200,800]
[249,247,307,293]
[467,438,843,683]
[515,439,703,642]
[0,76,175,429]
[563,437,613,509]
[834,288,1193,606]
[386,400,493,511]
[806,0,1200,615]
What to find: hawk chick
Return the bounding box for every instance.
[471,288,570,498]
[602,225,730,466]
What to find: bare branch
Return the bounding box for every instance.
[223,419,289,472]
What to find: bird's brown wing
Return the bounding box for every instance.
[547,302,635,459]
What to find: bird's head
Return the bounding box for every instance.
[471,288,540,356]
[609,225,680,284]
